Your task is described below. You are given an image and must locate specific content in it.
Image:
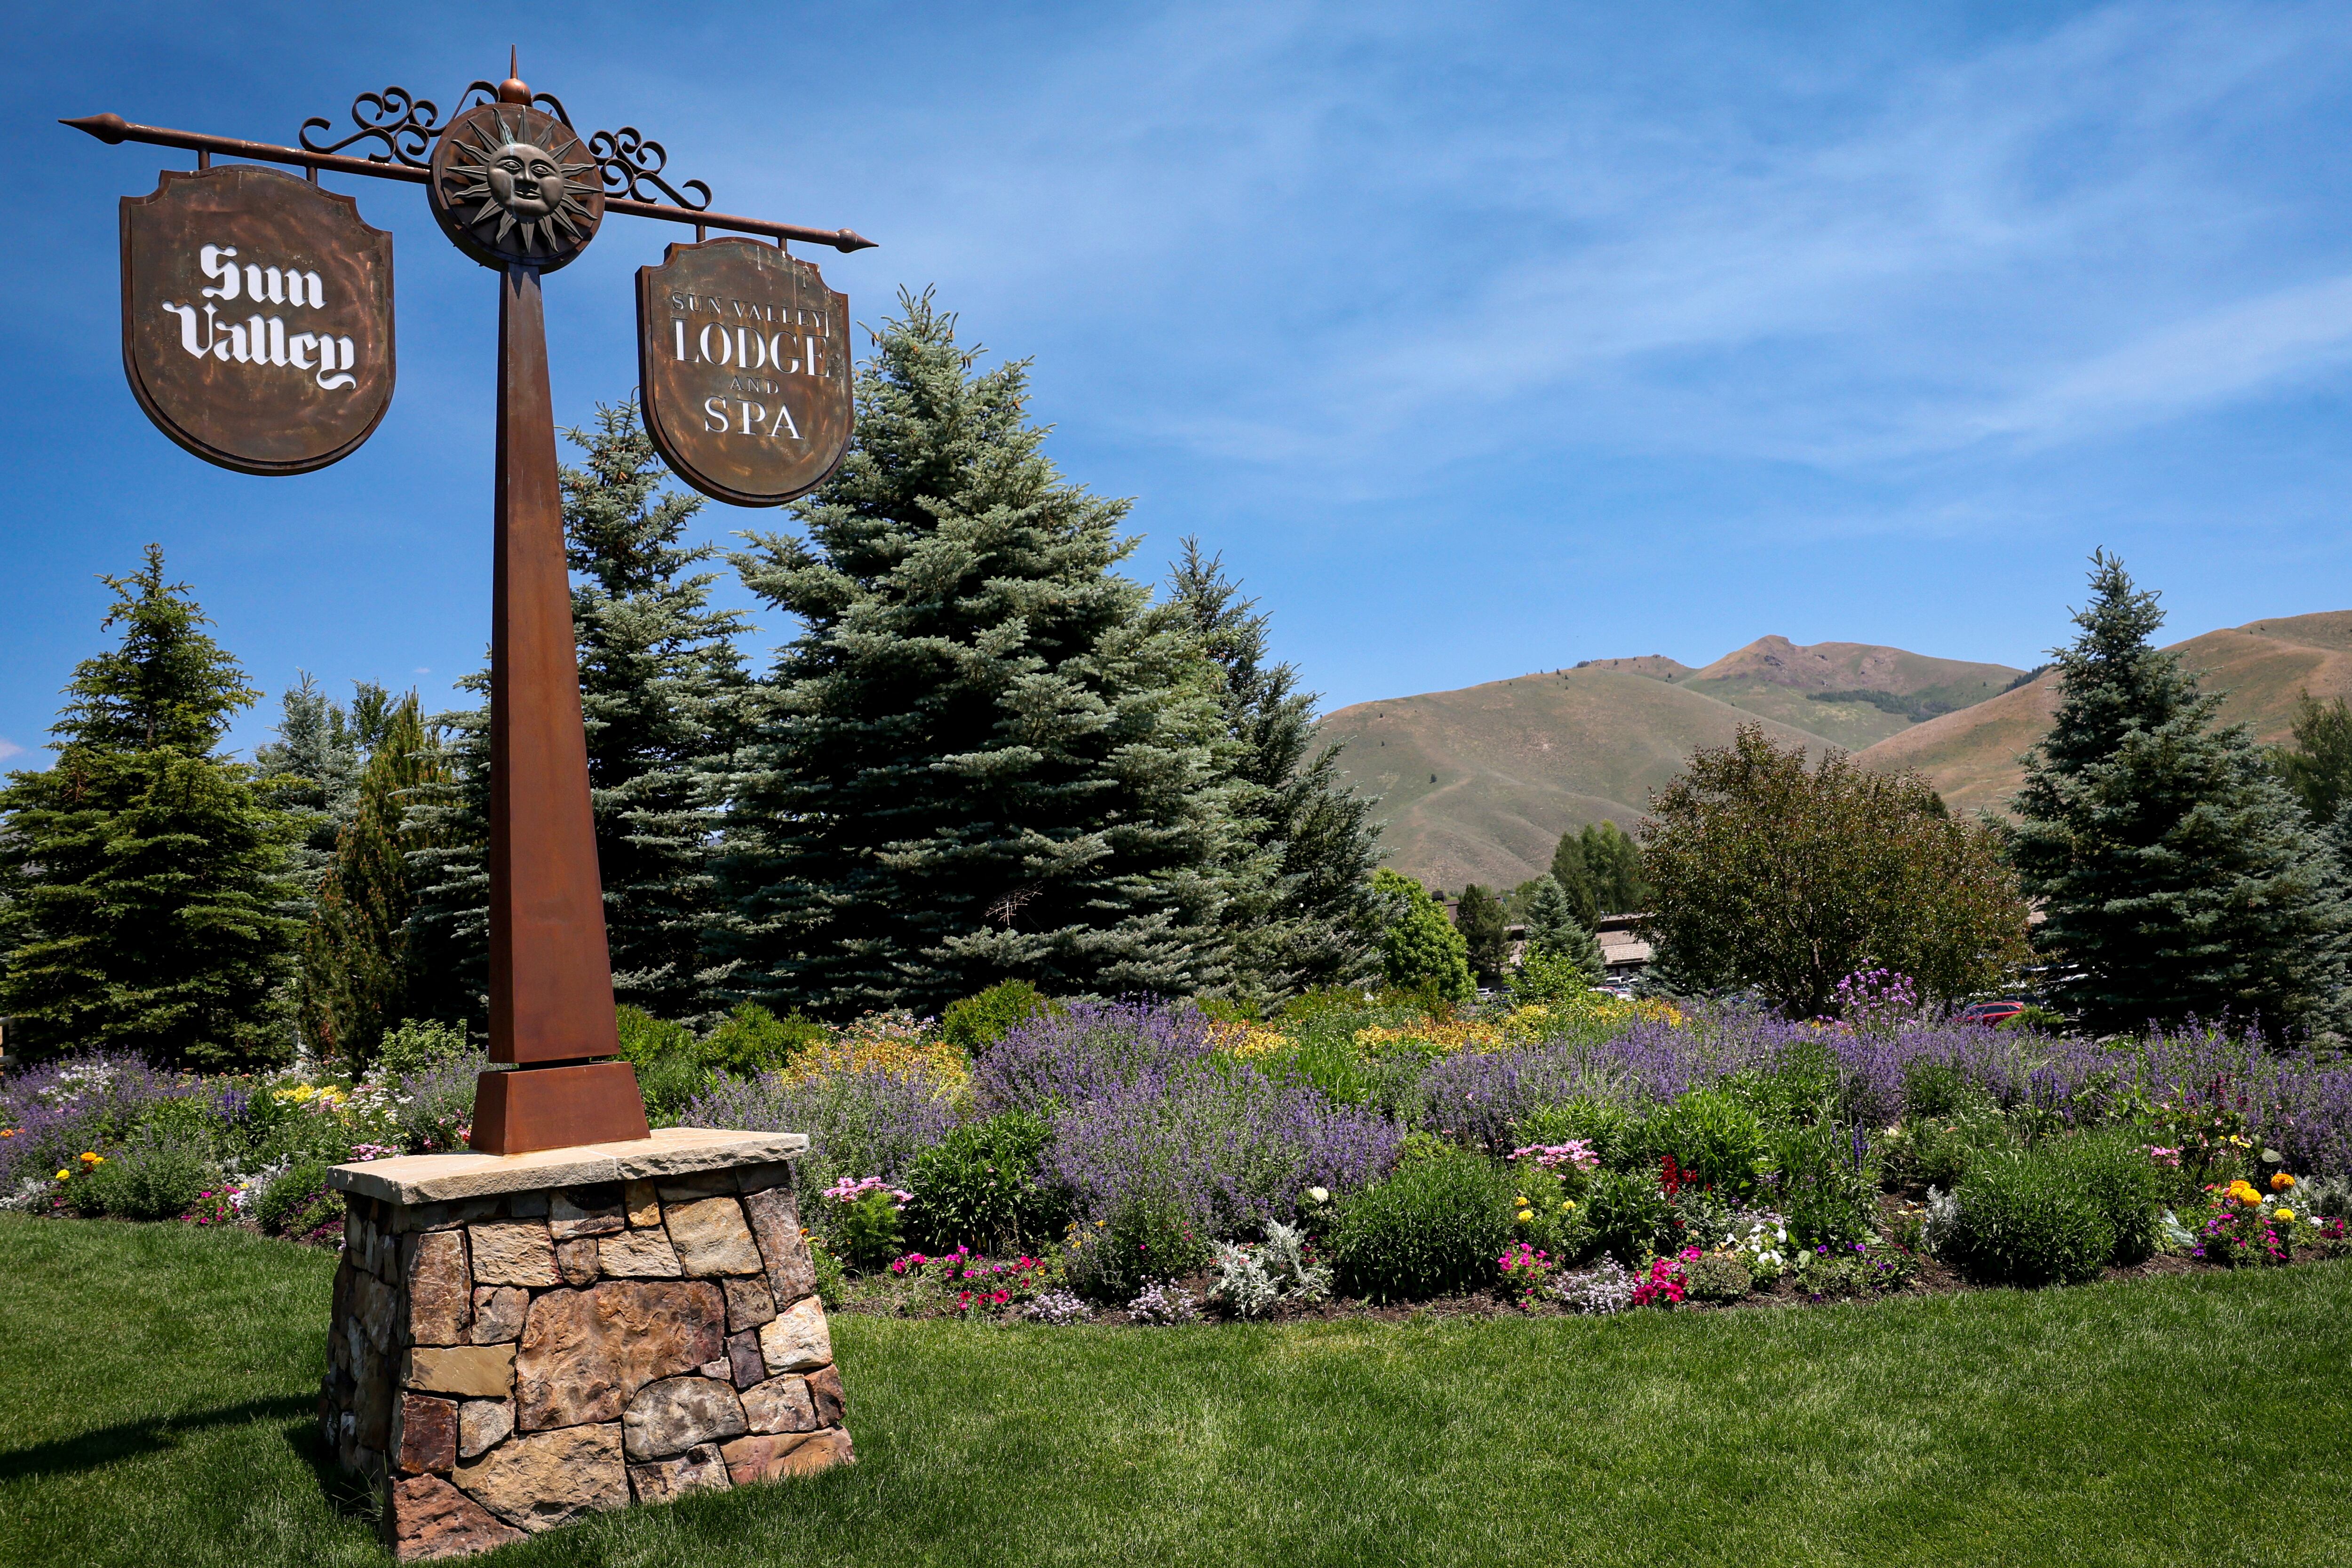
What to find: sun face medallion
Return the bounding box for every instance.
[428,103,604,272]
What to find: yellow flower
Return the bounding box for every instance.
[79,1151,101,1164]
[55,1169,70,1181]
[2271,1172,2296,1191]
[1516,1210,1534,1223]
[2274,1209,2296,1222]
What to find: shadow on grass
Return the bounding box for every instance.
[0,1394,317,1484]
[282,1409,383,1526]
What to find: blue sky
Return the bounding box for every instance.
[5,1,2352,765]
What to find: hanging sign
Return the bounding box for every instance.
[636,237,852,507]
[119,164,394,475]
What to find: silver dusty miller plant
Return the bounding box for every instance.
[1209,1221,1335,1319]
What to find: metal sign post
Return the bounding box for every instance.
[67,56,873,1153]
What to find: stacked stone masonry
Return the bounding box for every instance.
[321,1131,850,1561]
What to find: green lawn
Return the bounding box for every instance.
[4,1214,2348,1567]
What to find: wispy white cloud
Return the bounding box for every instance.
[0,737,24,762]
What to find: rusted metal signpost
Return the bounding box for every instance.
[69,58,867,1153]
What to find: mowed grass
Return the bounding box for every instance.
[3,1214,2348,1568]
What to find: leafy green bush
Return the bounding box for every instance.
[1067,1197,1212,1303]
[1583,1165,1676,1265]
[1512,1098,1637,1168]
[1638,1088,1769,1198]
[1887,1096,2013,1191]
[941,980,1056,1051]
[1686,1250,1752,1302]
[71,1128,218,1220]
[615,1006,711,1124]
[1998,1004,2067,1033]
[2055,1130,2162,1266]
[902,1110,1067,1253]
[1947,1152,2114,1286]
[377,1020,472,1083]
[1901,1057,1968,1120]
[1732,1040,1844,1127]
[1765,1119,1880,1248]
[1329,1150,1515,1301]
[703,1003,826,1076]
[255,1160,344,1239]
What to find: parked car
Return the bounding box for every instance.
[1955,1000,2029,1028]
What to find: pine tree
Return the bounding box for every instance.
[1370,868,1473,1002]
[2274,691,2352,827]
[1161,538,1380,1001]
[1455,883,1509,986]
[1520,873,1605,982]
[2011,552,2352,1038]
[405,405,755,1026]
[1549,831,1600,926]
[565,403,752,1020]
[253,673,390,905]
[0,546,300,1067]
[299,695,450,1066]
[710,291,1232,1016]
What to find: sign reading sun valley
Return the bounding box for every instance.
[637,237,852,506]
[120,163,394,474]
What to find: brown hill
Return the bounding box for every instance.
[1857,611,2352,815]
[1325,669,1869,892]
[1326,638,2025,889]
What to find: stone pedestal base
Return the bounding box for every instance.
[321,1128,852,1561]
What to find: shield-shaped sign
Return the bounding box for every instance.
[636,238,852,507]
[120,165,395,476]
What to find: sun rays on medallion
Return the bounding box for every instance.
[440,108,596,257]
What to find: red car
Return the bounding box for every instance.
[1955,1000,2028,1028]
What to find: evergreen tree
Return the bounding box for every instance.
[0,547,299,1067]
[1549,830,1600,926]
[2273,691,2352,827]
[1520,873,1605,983]
[299,695,450,1066]
[1582,821,1650,913]
[2011,553,2351,1038]
[1455,882,1509,986]
[405,405,755,1026]
[710,292,1232,1016]
[253,672,389,904]
[566,404,752,1020]
[1161,538,1380,1000]
[1370,868,1473,1002]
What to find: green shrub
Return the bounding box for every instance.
[809,1234,846,1308]
[1637,1088,1769,1198]
[1329,1150,1515,1301]
[902,1110,1067,1253]
[615,1006,711,1124]
[1686,1250,1752,1303]
[941,980,1057,1051]
[1947,1152,2114,1286]
[1512,1098,1637,1167]
[1583,1165,1676,1265]
[2055,1130,2162,1266]
[1732,1040,1844,1127]
[1067,1197,1212,1303]
[255,1160,344,1239]
[703,1003,826,1076]
[72,1128,218,1220]
[377,1020,472,1083]
[1999,1004,2067,1033]
[1901,1057,1968,1120]
[1764,1119,1880,1248]
[1888,1096,2013,1192]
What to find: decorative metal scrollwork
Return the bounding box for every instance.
[299,86,445,167]
[587,127,712,211]
[298,82,713,213]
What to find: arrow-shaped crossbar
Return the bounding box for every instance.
[62,111,876,253]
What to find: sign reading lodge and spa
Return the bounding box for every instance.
[119,163,394,474]
[637,237,852,506]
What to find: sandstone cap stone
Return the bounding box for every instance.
[329,1127,808,1206]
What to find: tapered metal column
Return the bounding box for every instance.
[469,262,647,1154]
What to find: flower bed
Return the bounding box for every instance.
[8,987,2350,1320]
